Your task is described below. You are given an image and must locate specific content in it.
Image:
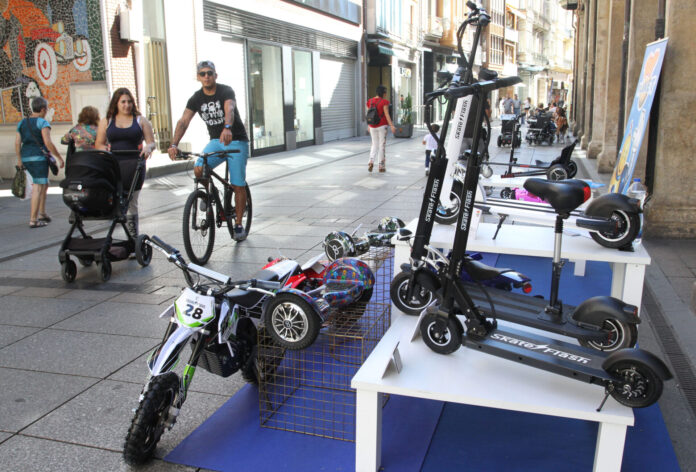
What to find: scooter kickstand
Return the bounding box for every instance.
[493,214,507,239]
[596,387,613,412]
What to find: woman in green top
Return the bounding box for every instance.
[15,97,64,228]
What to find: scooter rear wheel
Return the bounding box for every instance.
[606,359,663,408]
[589,210,640,249]
[420,312,463,354]
[579,319,637,352]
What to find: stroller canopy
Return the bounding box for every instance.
[60,150,122,193]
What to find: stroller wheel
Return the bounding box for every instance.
[497,136,502,147]
[61,260,77,283]
[100,259,112,282]
[135,235,152,267]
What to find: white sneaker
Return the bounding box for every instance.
[425,168,429,176]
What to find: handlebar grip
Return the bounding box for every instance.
[445,76,522,100]
[150,235,178,255]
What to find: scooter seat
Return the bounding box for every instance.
[225,269,280,308]
[463,258,513,282]
[523,178,590,216]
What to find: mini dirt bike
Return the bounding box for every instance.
[322,217,405,261]
[410,74,671,409]
[390,234,532,316]
[123,235,286,465]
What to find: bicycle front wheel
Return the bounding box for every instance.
[224,184,253,240]
[183,189,215,265]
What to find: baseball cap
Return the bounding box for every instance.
[197,60,216,73]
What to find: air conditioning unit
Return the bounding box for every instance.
[119,4,141,42]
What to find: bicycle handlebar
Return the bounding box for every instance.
[175,150,240,160]
[445,76,522,100]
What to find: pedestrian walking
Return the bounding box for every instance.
[422,124,440,176]
[512,94,521,118]
[503,95,514,114]
[523,97,531,124]
[366,85,395,173]
[556,107,569,144]
[95,88,156,238]
[167,60,250,241]
[61,106,100,151]
[15,97,64,228]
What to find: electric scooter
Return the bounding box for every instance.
[411,76,670,409]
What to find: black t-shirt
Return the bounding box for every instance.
[186,84,248,141]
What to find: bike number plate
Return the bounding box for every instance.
[174,288,215,328]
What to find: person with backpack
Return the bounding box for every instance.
[15,97,64,228]
[366,85,395,172]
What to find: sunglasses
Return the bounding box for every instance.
[198,70,215,77]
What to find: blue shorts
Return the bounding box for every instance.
[195,139,249,187]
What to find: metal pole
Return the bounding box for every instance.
[616,0,631,150]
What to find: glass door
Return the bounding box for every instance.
[248,43,284,153]
[292,50,314,145]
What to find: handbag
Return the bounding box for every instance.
[22,118,58,175]
[11,165,26,199]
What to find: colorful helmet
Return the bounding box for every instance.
[323,231,355,261]
[377,217,405,233]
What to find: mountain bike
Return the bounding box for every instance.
[177,150,252,265]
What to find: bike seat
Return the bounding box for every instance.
[523,178,590,216]
[463,258,514,282]
[225,269,280,308]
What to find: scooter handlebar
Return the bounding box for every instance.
[445,76,522,100]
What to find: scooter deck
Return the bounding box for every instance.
[463,324,614,385]
[462,282,604,342]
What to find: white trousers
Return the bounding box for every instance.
[368,125,388,166]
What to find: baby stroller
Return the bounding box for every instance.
[58,148,151,282]
[497,113,521,147]
[525,112,557,145]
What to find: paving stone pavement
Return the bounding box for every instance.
[0,124,693,471]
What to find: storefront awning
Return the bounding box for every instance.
[506,5,526,19]
[377,46,395,56]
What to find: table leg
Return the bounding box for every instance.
[622,263,646,316]
[593,422,627,472]
[355,390,382,472]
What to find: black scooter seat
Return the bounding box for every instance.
[226,269,280,307]
[463,258,513,282]
[523,178,590,216]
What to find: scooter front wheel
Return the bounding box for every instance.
[579,318,637,352]
[420,312,463,354]
[590,210,640,249]
[123,372,179,465]
[435,181,463,226]
[606,359,663,408]
[390,271,436,316]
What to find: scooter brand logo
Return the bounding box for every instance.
[459,190,474,231]
[453,97,472,141]
[425,178,440,222]
[491,333,591,364]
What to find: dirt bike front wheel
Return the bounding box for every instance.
[123,372,179,465]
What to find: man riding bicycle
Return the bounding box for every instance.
[168,60,249,241]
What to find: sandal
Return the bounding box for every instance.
[29,220,47,228]
[39,214,51,223]
[368,162,374,172]
[379,166,386,173]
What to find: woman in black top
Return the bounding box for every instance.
[95,88,156,238]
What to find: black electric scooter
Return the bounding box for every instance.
[410,76,670,409]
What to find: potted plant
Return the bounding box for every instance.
[394,93,414,138]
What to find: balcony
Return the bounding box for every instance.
[423,17,443,40]
[532,52,549,65]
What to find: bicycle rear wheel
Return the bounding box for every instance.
[183,189,215,265]
[224,184,252,240]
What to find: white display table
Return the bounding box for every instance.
[351,313,635,472]
[394,219,652,313]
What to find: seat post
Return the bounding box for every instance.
[547,215,565,313]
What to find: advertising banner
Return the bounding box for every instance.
[608,38,668,194]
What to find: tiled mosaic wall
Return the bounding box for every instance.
[0,0,105,123]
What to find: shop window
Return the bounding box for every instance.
[292,50,314,144]
[248,43,285,151]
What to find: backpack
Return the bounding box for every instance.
[366,98,382,126]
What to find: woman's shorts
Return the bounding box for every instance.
[196,139,249,187]
[22,155,48,184]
